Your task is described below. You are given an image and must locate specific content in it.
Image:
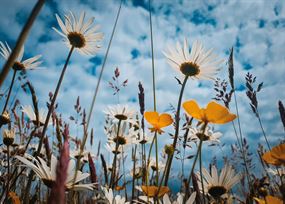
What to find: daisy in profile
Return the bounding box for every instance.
[104,104,137,124]
[102,187,129,204]
[15,154,95,191]
[188,126,222,143]
[22,105,51,126]
[106,122,138,146]
[3,128,15,146]
[144,111,173,134]
[70,149,95,163]
[163,39,223,79]
[0,41,42,71]
[196,164,241,200]
[53,11,103,55]
[0,110,10,127]
[163,192,196,204]
[183,100,237,124]
[105,142,123,155]
[149,157,166,172]
[262,143,285,166]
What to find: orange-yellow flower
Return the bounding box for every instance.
[141,185,170,198]
[262,143,285,166]
[182,100,237,124]
[254,195,283,204]
[144,112,173,134]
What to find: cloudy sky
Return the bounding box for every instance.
[0,0,285,185]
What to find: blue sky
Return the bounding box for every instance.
[1,0,285,184]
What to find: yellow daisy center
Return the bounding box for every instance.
[208,186,227,198]
[67,32,86,48]
[180,62,200,76]
[114,114,128,120]
[13,62,25,71]
[113,136,127,145]
[196,133,210,141]
[42,179,55,188]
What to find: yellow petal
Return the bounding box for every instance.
[144,111,159,127]
[205,101,236,124]
[266,195,283,204]
[141,186,170,198]
[271,143,285,164]
[183,100,203,121]
[157,113,173,128]
[262,151,281,166]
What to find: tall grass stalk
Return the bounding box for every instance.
[0,0,45,87]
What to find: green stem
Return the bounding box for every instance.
[164,76,189,185]
[109,119,122,188]
[154,132,159,185]
[2,69,17,114]
[86,0,123,129]
[6,145,10,200]
[149,0,156,112]
[233,90,252,187]
[131,145,137,201]
[199,141,205,204]
[257,114,271,150]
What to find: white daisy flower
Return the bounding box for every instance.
[70,149,95,163]
[0,41,42,71]
[163,192,196,204]
[267,167,285,176]
[129,128,153,145]
[102,187,130,204]
[106,122,138,146]
[104,104,137,125]
[188,126,222,143]
[196,164,241,199]
[105,142,123,155]
[22,105,51,126]
[53,11,103,55]
[3,128,15,146]
[15,154,95,191]
[149,157,166,172]
[163,39,223,79]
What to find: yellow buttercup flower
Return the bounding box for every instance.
[183,100,236,124]
[144,112,173,134]
[141,185,170,198]
[262,143,285,166]
[254,195,283,204]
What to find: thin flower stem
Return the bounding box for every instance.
[148,0,156,112]
[36,46,74,156]
[257,114,271,150]
[233,90,252,187]
[109,119,122,188]
[154,132,159,185]
[164,76,189,185]
[199,141,206,204]
[187,123,207,185]
[145,132,156,203]
[131,145,137,201]
[0,0,45,87]
[24,46,74,203]
[6,145,10,200]
[2,69,17,114]
[122,146,128,199]
[86,0,123,129]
